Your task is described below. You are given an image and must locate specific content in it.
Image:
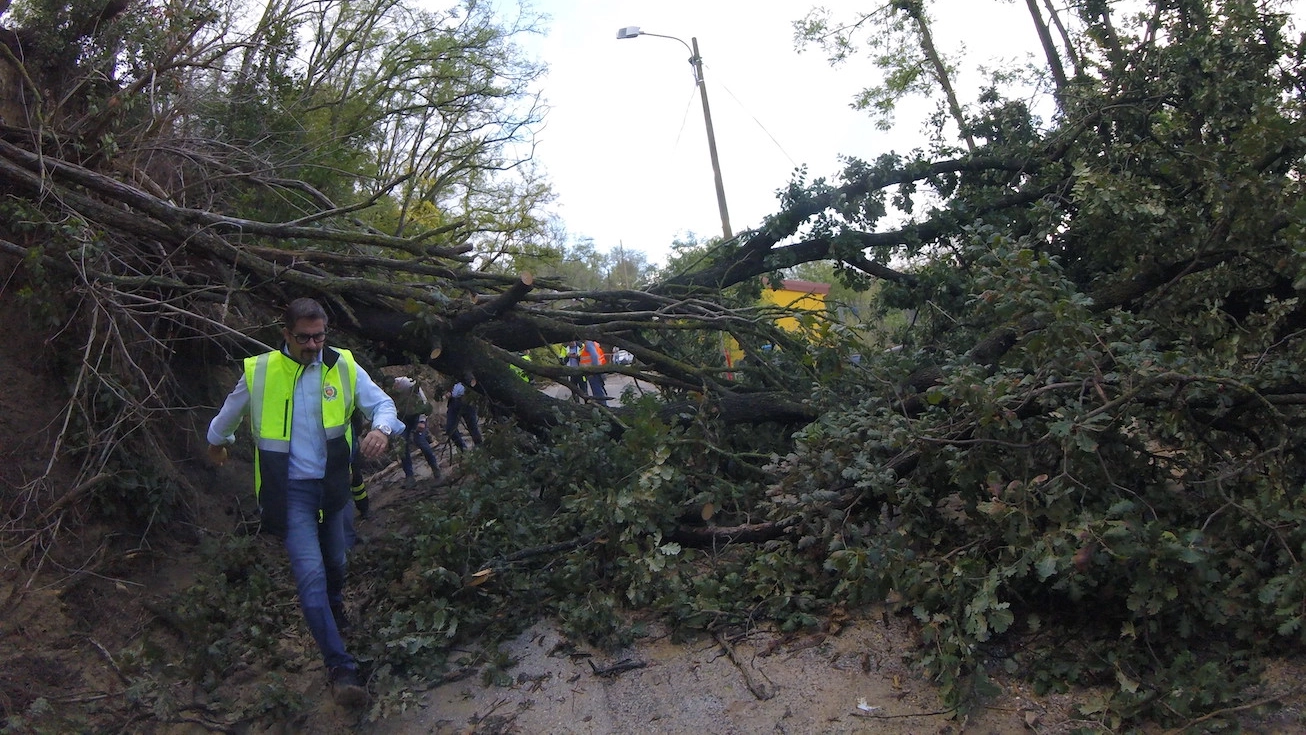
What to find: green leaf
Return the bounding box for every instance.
[1035,556,1058,581]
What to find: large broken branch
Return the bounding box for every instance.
[669,517,798,548]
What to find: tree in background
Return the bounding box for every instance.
[517,234,657,292]
[795,0,979,151]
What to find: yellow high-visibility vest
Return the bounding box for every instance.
[243,347,358,534]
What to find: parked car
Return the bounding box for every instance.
[612,348,633,365]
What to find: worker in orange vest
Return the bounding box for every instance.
[578,340,608,400]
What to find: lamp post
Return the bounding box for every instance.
[616,26,732,240]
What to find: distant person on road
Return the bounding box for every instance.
[563,341,587,396]
[389,376,442,485]
[204,297,402,708]
[445,371,484,451]
[579,340,609,401]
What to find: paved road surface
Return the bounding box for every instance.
[538,373,656,407]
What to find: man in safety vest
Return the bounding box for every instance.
[579,340,609,400]
[562,341,587,395]
[205,297,403,708]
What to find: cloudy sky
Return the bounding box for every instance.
[521,0,1043,265]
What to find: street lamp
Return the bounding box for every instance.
[616,26,732,240]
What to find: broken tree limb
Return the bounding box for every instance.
[477,532,605,573]
[587,658,647,678]
[450,272,535,332]
[713,631,775,700]
[669,517,797,548]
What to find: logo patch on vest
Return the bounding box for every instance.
[323,384,339,401]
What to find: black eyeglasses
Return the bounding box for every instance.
[290,331,328,345]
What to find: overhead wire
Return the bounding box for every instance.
[700,61,798,169]
[670,84,698,154]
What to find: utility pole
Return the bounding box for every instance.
[690,37,732,240]
[617,27,733,241]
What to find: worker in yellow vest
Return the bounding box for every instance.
[205,297,402,708]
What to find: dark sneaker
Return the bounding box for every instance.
[329,666,367,708]
[330,603,351,634]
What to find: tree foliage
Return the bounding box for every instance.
[2,0,1306,730]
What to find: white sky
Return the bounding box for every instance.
[523,0,1044,266]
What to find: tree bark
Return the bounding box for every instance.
[899,0,976,153]
[1025,0,1069,93]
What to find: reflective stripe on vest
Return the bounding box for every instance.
[579,343,606,366]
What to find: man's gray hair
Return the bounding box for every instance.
[284,297,328,328]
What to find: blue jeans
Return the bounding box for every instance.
[285,479,355,671]
[401,423,440,478]
[343,500,357,550]
[445,404,482,450]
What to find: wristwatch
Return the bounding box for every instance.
[375,424,393,437]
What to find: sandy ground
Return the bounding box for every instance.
[367,616,1045,735]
